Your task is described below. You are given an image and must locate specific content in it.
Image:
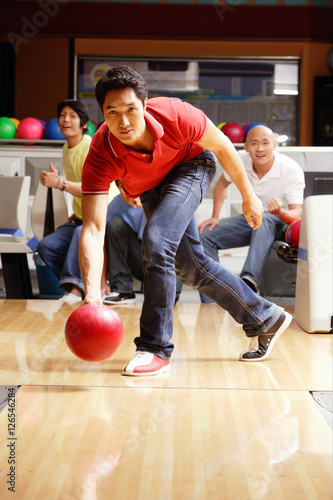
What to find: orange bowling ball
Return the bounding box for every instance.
[65,303,124,362]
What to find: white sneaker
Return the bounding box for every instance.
[122,351,170,376]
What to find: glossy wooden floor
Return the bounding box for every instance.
[0,298,332,500]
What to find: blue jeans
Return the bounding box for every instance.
[200,213,286,302]
[37,220,84,295]
[136,151,282,360]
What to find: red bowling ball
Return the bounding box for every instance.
[65,303,124,362]
[285,219,301,249]
[17,117,44,140]
[221,122,244,143]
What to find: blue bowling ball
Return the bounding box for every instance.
[43,118,65,140]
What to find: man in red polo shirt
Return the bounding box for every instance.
[80,66,292,376]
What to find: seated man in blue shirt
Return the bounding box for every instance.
[103,191,146,304]
[103,189,182,305]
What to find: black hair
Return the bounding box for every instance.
[95,66,148,111]
[57,100,89,133]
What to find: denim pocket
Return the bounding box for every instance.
[199,157,216,202]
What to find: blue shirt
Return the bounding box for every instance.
[106,194,146,240]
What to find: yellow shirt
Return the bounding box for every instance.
[62,134,91,220]
[63,134,118,220]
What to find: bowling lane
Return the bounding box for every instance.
[0,300,332,391]
[0,385,332,500]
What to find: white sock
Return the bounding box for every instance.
[61,293,82,305]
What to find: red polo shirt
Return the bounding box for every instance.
[82,97,209,198]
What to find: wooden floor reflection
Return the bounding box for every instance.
[0,299,332,499]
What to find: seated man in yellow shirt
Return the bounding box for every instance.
[37,99,92,304]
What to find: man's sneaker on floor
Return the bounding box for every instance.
[103,291,136,305]
[122,351,170,376]
[239,311,292,362]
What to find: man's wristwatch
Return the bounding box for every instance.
[61,179,67,191]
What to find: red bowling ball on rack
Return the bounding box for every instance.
[221,122,244,143]
[17,117,44,140]
[285,219,301,249]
